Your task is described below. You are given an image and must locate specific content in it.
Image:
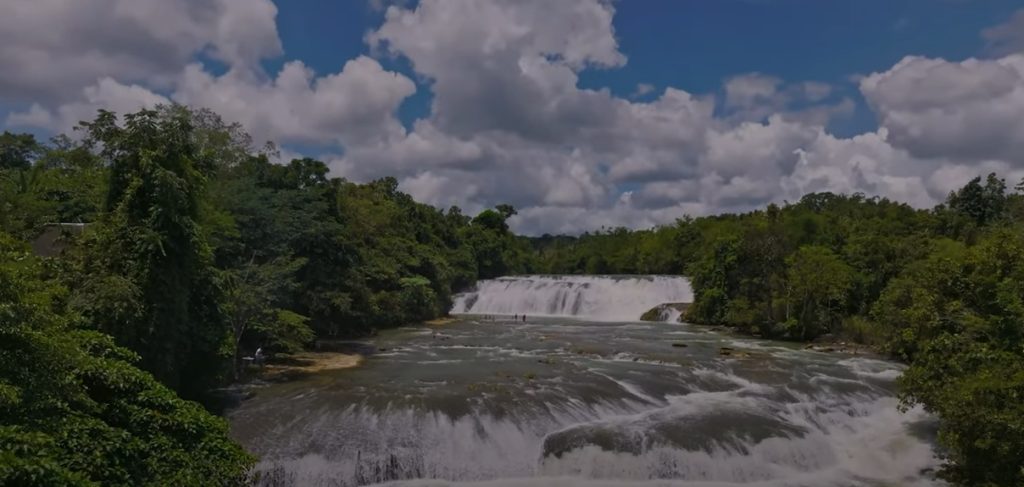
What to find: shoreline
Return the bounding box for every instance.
[681,320,887,357]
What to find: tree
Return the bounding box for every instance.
[0,132,42,170]
[495,204,517,219]
[472,209,509,233]
[71,107,230,397]
[783,245,854,340]
[0,233,253,485]
[222,256,312,378]
[946,173,1007,227]
[894,230,1024,486]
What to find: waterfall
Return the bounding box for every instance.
[449,275,693,322]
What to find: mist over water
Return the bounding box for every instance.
[228,277,942,487]
[450,275,694,321]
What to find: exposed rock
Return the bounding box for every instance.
[639,302,691,322]
[671,342,688,348]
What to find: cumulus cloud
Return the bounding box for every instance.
[173,56,416,147]
[631,83,656,99]
[722,73,850,125]
[724,73,783,110]
[345,0,867,232]
[7,78,170,132]
[367,0,626,140]
[860,54,1024,164]
[4,0,1024,234]
[0,0,281,104]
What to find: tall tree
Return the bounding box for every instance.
[0,131,42,170]
[71,107,229,397]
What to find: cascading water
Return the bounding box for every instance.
[450,275,694,322]
[228,317,943,486]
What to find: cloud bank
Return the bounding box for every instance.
[4,0,1024,234]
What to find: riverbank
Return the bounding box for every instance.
[425,316,458,326]
[681,320,884,357]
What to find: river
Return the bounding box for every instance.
[227,276,942,486]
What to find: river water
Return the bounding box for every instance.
[227,277,942,487]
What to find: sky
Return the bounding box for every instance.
[3,0,1024,235]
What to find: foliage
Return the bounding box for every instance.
[67,108,229,398]
[0,134,105,239]
[783,245,854,340]
[892,229,1024,486]
[0,233,253,486]
[0,131,42,169]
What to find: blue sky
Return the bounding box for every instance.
[268,0,1024,137]
[3,0,1024,233]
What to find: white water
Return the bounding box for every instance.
[257,395,939,487]
[450,275,693,322]
[232,280,942,487]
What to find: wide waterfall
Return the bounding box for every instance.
[450,275,693,321]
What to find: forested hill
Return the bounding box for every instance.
[1,106,1022,485]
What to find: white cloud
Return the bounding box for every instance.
[339,1,1024,233]
[173,56,416,147]
[5,0,1024,235]
[0,0,281,104]
[861,54,1024,164]
[724,73,782,110]
[722,73,849,124]
[367,0,625,140]
[983,9,1024,56]
[7,78,170,132]
[631,83,656,98]
[8,56,416,152]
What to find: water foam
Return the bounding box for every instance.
[251,371,941,487]
[450,275,693,321]
[235,316,941,487]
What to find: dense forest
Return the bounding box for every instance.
[2,106,1021,485]
[0,106,532,485]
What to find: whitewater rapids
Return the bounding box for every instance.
[450,275,693,321]
[227,276,941,486]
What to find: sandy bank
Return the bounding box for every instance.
[260,352,362,381]
[425,317,458,326]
